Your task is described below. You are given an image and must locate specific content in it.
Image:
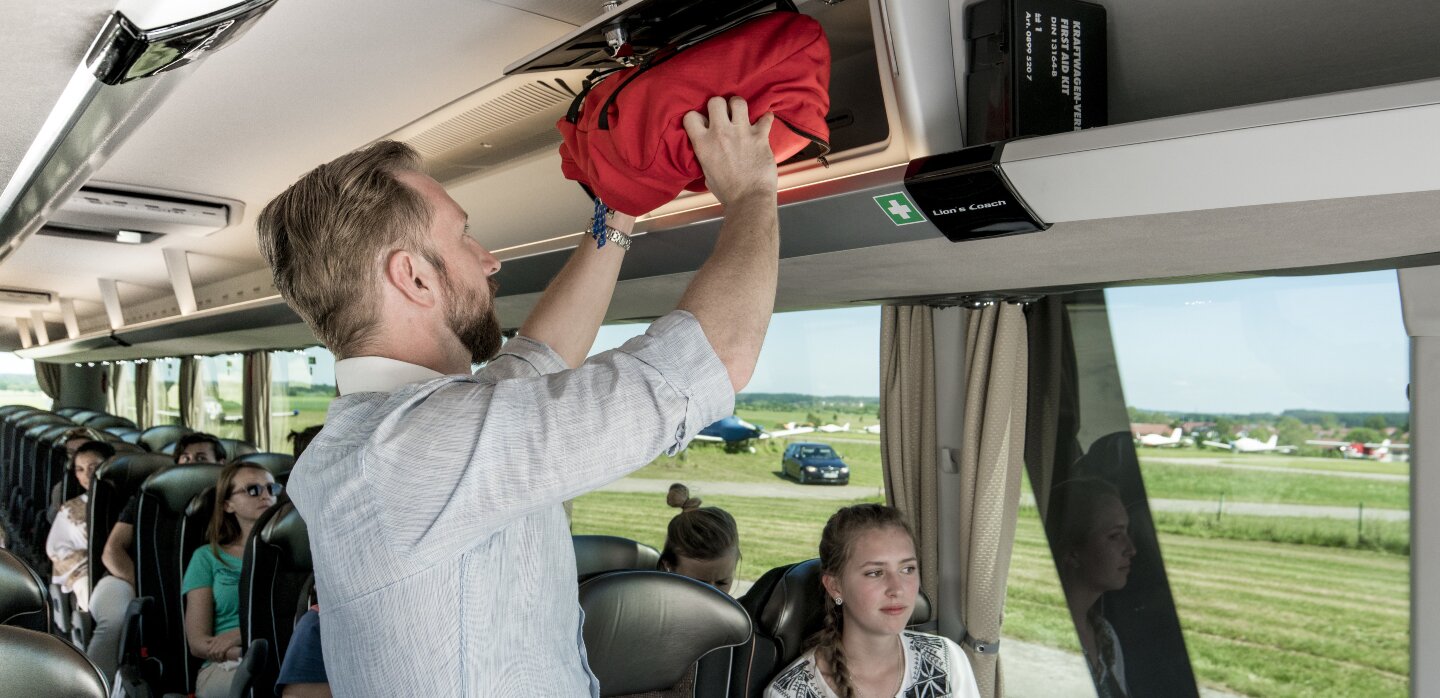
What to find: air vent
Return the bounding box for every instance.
[0,287,54,305]
[391,74,587,183]
[50,186,232,237]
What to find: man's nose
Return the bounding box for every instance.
[483,249,502,276]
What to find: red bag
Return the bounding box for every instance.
[557,11,831,216]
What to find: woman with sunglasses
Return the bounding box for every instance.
[182,462,281,698]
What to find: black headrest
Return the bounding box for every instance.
[110,427,144,444]
[25,421,72,440]
[258,500,312,571]
[573,535,661,582]
[85,414,137,430]
[0,405,38,418]
[139,424,193,453]
[12,413,68,431]
[580,571,752,696]
[110,442,147,456]
[142,464,223,513]
[0,550,48,631]
[753,559,932,669]
[220,438,259,459]
[233,453,297,481]
[0,626,107,696]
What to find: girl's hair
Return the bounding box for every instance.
[208,463,271,564]
[658,483,740,568]
[287,424,324,457]
[1044,478,1125,559]
[812,503,915,698]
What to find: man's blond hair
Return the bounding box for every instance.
[257,141,435,358]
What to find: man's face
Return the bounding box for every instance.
[178,443,220,465]
[396,171,504,364]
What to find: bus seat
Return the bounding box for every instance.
[238,500,311,698]
[138,425,193,454]
[67,410,104,426]
[88,454,175,592]
[125,464,221,696]
[0,548,49,631]
[87,415,138,431]
[232,453,296,484]
[573,534,661,583]
[107,427,144,444]
[734,559,933,696]
[0,625,108,697]
[580,570,751,697]
[220,438,259,460]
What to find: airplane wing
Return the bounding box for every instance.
[1369,442,1409,450]
[691,434,725,443]
[1306,440,1350,447]
[1201,440,1232,449]
[763,426,815,439]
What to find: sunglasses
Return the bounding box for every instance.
[231,482,283,498]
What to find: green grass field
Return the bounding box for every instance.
[572,491,1410,697]
[630,439,885,489]
[0,389,50,410]
[1139,460,1408,510]
[1139,448,1409,477]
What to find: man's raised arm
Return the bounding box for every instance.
[517,210,634,368]
[676,96,780,392]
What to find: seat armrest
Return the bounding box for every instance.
[228,638,269,698]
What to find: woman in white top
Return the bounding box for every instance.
[45,440,115,611]
[766,504,980,698]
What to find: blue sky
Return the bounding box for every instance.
[4,270,1410,413]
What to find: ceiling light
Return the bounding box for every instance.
[116,230,145,244]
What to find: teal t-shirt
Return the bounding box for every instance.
[181,546,243,636]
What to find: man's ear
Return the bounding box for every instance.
[384,249,439,308]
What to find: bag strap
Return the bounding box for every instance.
[564,66,626,124]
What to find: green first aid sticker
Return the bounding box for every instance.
[874,192,926,226]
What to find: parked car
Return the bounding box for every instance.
[782,443,850,485]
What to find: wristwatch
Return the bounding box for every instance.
[604,226,632,251]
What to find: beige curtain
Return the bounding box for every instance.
[179,357,203,428]
[35,361,62,402]
[243,351,271,450]
[956,302,1029,698]
[879,305,939,604]
[135,362,152,429]
[107,364,122,416]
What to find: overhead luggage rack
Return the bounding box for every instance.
[505,0,797,74]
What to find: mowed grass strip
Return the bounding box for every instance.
[1140,449,1409,477]
[1151,511,1410,555]
[1139,461,1409,510]
[572,492,1410,697]
[628,440,887,489]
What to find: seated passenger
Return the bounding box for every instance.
[287,424,323,458]
[91,432,230,675]
[183,462,280,698]
[47,426,106,523]
[766,504,980,698]
[45,440,115,611]
[1048,478,1136,697]
[660,483,741,594]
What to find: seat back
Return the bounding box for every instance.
[239,499,312,698]
[52,406,85,418]
[68,410,105,426]
[0,549,49,631]
[2,409,50,493]
[736,559,934,696]
[134,463,222,695]
[0,625,108,697]
[139,424,193,453]
[107,426,144,444]
[86,414,137,430]
[573,534,661,583]
[88,453,176,590]
[220,438,259,460]
[580,571,752,697]
[232,453,296,484]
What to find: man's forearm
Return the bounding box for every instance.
[518,213,634,367]
[677,193,779,391]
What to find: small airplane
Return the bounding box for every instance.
[1201,434,1297,454]
[816,422,851,433]
[1305,438,1410,461]
[1136,427,1184,447]
[862,424,881,435]
[694,416,814,446]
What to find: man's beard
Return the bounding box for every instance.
[442,272,503,365]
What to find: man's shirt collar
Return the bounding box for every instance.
[334,356,447,395]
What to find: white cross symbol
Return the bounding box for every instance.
[887,198,913,220]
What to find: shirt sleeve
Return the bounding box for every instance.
[276,609,328,688]
[474,335,570,383]
[365,310,734,553]
[181,546,215,596]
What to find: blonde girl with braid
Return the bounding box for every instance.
[765,504,979,698]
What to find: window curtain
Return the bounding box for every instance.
[135,361,152,429]
[955,302,1029,698]
[179,357,202,428]
[107,364,122,416]
[879,305,939,604]
[1023,297,1083,518]
[34,361,62,403]
[243,351,271,450]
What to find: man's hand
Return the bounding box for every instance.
[682,96,778,207]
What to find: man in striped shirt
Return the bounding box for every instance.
[256,96,780,696]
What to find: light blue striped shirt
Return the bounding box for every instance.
[288,311,733,696]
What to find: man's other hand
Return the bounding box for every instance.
[682,96,778,207]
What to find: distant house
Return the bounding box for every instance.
[1131,423,1172,437]
[1181,421,1215,433]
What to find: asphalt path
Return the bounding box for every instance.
[598,477,1409,520]
[1141,455,1408,482]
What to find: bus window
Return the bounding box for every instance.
[270,347,336,450]
[149,357,182,427]
[0,352,49,410]
[110,361,137,423]
[196,353,245,439]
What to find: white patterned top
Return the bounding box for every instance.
[288,311,733,698]
[766,631,981,698]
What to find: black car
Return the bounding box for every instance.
[782,443,850,485]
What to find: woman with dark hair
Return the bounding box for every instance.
[45,440,115,611]
[46,426,107,523]
[659,483,741,594]
[1047,478,1136,698]
[766,504,979,698]
[182,462,280,698]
